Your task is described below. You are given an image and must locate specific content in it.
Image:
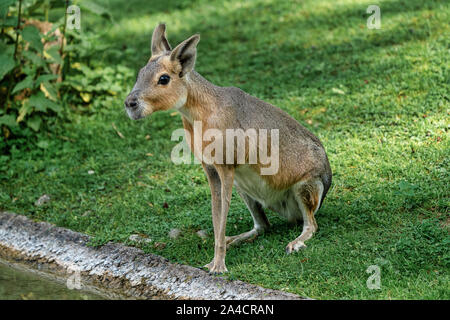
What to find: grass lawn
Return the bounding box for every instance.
[1,0,449,299]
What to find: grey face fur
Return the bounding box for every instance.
[125,58,166,120]
[124,24,199,120]
[124,22,172,120]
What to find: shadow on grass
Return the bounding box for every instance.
[98,0,199,18]
[96,0,442,95]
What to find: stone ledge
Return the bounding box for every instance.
[0,212,307,300]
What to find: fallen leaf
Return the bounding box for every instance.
[154,242,166,249]
[40,82,58,101]
[35,194,51,206]
[332,87,345,95]
[112,123,124,139]
[80,92,92,103]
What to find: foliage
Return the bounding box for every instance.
[60,29,133,115]
[0,0,127,152]
[0,0,62,140]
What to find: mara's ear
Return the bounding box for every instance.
[151,23,171,56]
[170,34,200,77]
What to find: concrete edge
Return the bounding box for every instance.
[0,212,308,300]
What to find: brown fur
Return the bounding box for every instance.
[125,24,332,273]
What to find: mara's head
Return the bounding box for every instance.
[125,24,200,120]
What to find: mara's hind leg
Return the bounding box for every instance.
[285,179,324,254]
[226,188,270,248]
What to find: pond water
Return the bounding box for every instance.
[0,261,105,300]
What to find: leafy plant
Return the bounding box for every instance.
[59,29,133,114]
[0,0,65,141]
[0,0,119,150]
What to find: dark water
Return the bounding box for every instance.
[0,261,105,300]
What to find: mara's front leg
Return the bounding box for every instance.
[202,164,221,271]
[205,165,234,274]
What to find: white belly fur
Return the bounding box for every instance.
[234,165,284,207]
[234,165,302,221]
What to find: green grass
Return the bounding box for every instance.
[1,0,449,299]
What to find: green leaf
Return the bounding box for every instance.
[22,25,44,52]
[28,92,62,114]
[22,50,45,67]
[44,46,63,65]
[40,81,58,101]
[27,115,42,132]
[0,114,18,128]
[0,16,16,27]
[0,0,15,20]
[26,0,46,15]
[12,76,34,94]
[37,140,49,149]
[48,0,66,9]
[78,1,112,21]
[16,103,31,123]
[0,41,14,56]
[22,65,37,77]
[0,52,15,81]
[36,74,58,85]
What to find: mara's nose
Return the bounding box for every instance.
[125,95,138,109]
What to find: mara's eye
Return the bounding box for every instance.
[158,74,171,85]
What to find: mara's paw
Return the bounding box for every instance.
[225,235,237,245]
[225,229,259,248]
[203,260,214,270]
[207,261,228,275]
[285,240,307,254]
